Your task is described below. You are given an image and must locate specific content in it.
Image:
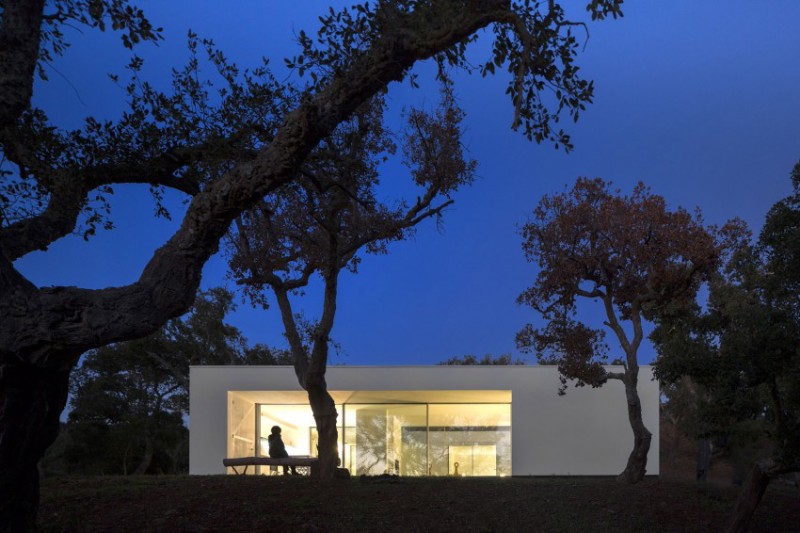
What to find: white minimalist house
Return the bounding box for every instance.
[189,365,659,477]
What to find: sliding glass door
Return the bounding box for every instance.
[248,395,511,477]
[343,404,427,476]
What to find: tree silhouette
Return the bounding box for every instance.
[228,87,475,478]
[0,1,623,527]
[654,162,800,532]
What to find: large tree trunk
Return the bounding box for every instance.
[0,0,522,525]
[306,251,341,481]
[273,286,341,480]
[725,462,771,533]
[307,381,340,480]
[617,370,652,484]
[0,360,74,531]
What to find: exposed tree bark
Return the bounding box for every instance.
[617,367,652,484]
[1,0,508,366]
[0,357,76,532]
[0,0,619,524]
[519,179,718,486]
[608,304,651,484]
[0,153,200,261]
[229,87,475,480]
[307,380,339,479]
[306,244,341,480]
[0,0,45,128]
[269,241,342,480]
[725,462,771,533]
[0,8,507,522]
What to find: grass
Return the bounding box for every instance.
[39,426,798,531]
[39,474,799,532]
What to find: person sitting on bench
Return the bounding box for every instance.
[268,425,299,475]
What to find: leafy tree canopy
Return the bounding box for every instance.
[438,353,524,365]
[652,162,800,532]
[225,81,477,477]
[1,0,624,527]
[517,177,739,391]
[654,164,800,472]
[516,177,739,483]
[63,336,189,475]
[50,287,289,475]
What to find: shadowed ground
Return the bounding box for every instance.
[38,422,799,531]
[38,474,798,532]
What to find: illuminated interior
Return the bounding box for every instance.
[227,390,511,476]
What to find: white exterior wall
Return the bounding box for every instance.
[189,365,659,476]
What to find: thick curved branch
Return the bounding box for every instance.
[0,169,199,260]
[0,173,84,256]
[0,139,236,259]
[2,0,511,363]
[83,151,203,195]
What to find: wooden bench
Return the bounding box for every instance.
[223,456,319,477]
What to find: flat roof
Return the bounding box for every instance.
[230,389,512,404]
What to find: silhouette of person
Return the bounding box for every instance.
[268,425,298,475]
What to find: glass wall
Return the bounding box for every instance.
[236,394,511,477]
[343,404,427,476]
[428,404,511,476]
[227,392,257,474]
[257,403,344,474]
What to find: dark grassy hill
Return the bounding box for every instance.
[38,422,799,531]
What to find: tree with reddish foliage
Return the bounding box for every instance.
[516,178,735,483]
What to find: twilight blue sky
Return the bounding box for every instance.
[15,1,800,365]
